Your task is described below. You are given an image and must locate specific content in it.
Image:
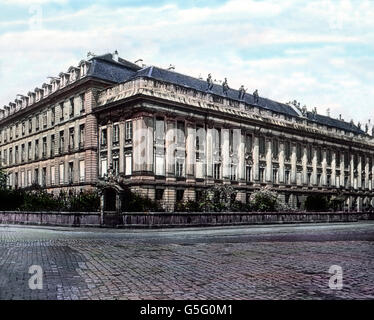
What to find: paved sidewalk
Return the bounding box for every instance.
[0,222,373,300]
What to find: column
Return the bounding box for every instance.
[133,115,154,173]
[322,148,327,187]
[357,155,362,189]
[340,152,345,188]
[265,137,272,183]
[312,146,317,186]
[206,126,213,179]
[165,119,176,177]
[331,150,336,187]
[185,122,196,178]
[238,130,245,181]
[371,155,374,191]
[302,145,307,185]
[107,122,113,168]
[365,155,369,190]
[119,120,125,173]
[278,141,285,184]
[350,154,355,189]
[291,143,297,184]
[222,128,230,180]
[253,136,259,181]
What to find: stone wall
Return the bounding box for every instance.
[0,211,373,228]
[0,211,101,227]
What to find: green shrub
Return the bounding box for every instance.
[121,188,164,212]
[249,187,281,212]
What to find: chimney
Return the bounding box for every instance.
[113,50,119,62]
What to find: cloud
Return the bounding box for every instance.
[0,0,373,125]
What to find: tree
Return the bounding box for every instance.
[249,187,281,212]
[0,169,7,190]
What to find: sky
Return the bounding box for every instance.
[0,0,373,125]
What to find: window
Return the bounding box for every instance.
[43,112,47,128]
[28,142,31,160]
[79,160,85,182]
[213,129,221,156]
[101,159,107,177]
[344,152,349,169]
[259,168,265,182]
[34,168,39,185]
[27,170,32,186]
[125,121,133,142]
[68,162,74,184]
[9,148,13,164]
[176,159,184,177]
[42,168,46,186]
[42,137,47,158]
[327,150,332,166]
[15,146,18,164]
[246,166,251,182]
[60,103,64,121]
[176,189,184,202]
[51,107,55,126]
[285,141,291,161]
[272,140,279,158]
[21,144,25,162]
[70,98,75,118]
[35,140,39,160]
[229,130,234,153]
[113,124,119,145]
[59,163,64,184]
[101,128,107,146]
[155,189,164,201]
[196,125,205,161]
[35,115,40,131]
[245,134,252,154]
[51,135,55,156]
[51,166,55,185]
[28,118,32,133]
[113,158,119,176]
[177,121,185,145]
[80,93,85,113]
[230,164,237,181]
[296,143,302,162]
[285,170,290,184]
[125,154,132,175]
[79,124,85,148]
[59,131,64,154]
[213,163,221,180]
[69,128,75,151]
[259,136,265,157]
[317,147,322,164]
[273,169,278,183]
[307,145,313,163]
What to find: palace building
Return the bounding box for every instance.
[1,51,374,212]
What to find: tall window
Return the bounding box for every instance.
[59,131,64,154]
[285,141,291,161]
[125,121,133,143]
[51,166,55,185]
[307,145,313,163]
[79,160,85,182]
[113,158,119,176]
[296,143,302,162]
[69,98,74,118]
[80,93,85,113]
[213,163,221,180]
[35,140,39,160]
[79,124,85,148]
[51,107,55,126]
[113,124,119,145]
[28,142,31,160]
[213,129,221,156]
[101,128,107,146]
[60,103,64,121]
[272,140,279,158]
[42,137,47,157]
[59,163,64,184]
[259,136,265,157]
[35,115,40,131]
[317,147,322,164]
[28,118,32,133]
[327,150,332,166]
[245,134,252,154]
[51,135,55,156]
[43,112,47,128]
[68,162,74,184]
[177,121,185,145]
[176,159,184,177]
[69,128,75,151]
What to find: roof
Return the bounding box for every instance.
[130,65,364,134]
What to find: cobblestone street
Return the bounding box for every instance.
[0,222,373,300]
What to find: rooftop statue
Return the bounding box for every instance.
[365,123,369,133]
[357,122,361,130]
[238,85,247,100]
[301,105,307,116]
[206,74,213,91]
[253,89,259,104]
[312,107,317,115]
[222,78,229,96]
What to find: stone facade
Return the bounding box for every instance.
[1,52,374,211]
